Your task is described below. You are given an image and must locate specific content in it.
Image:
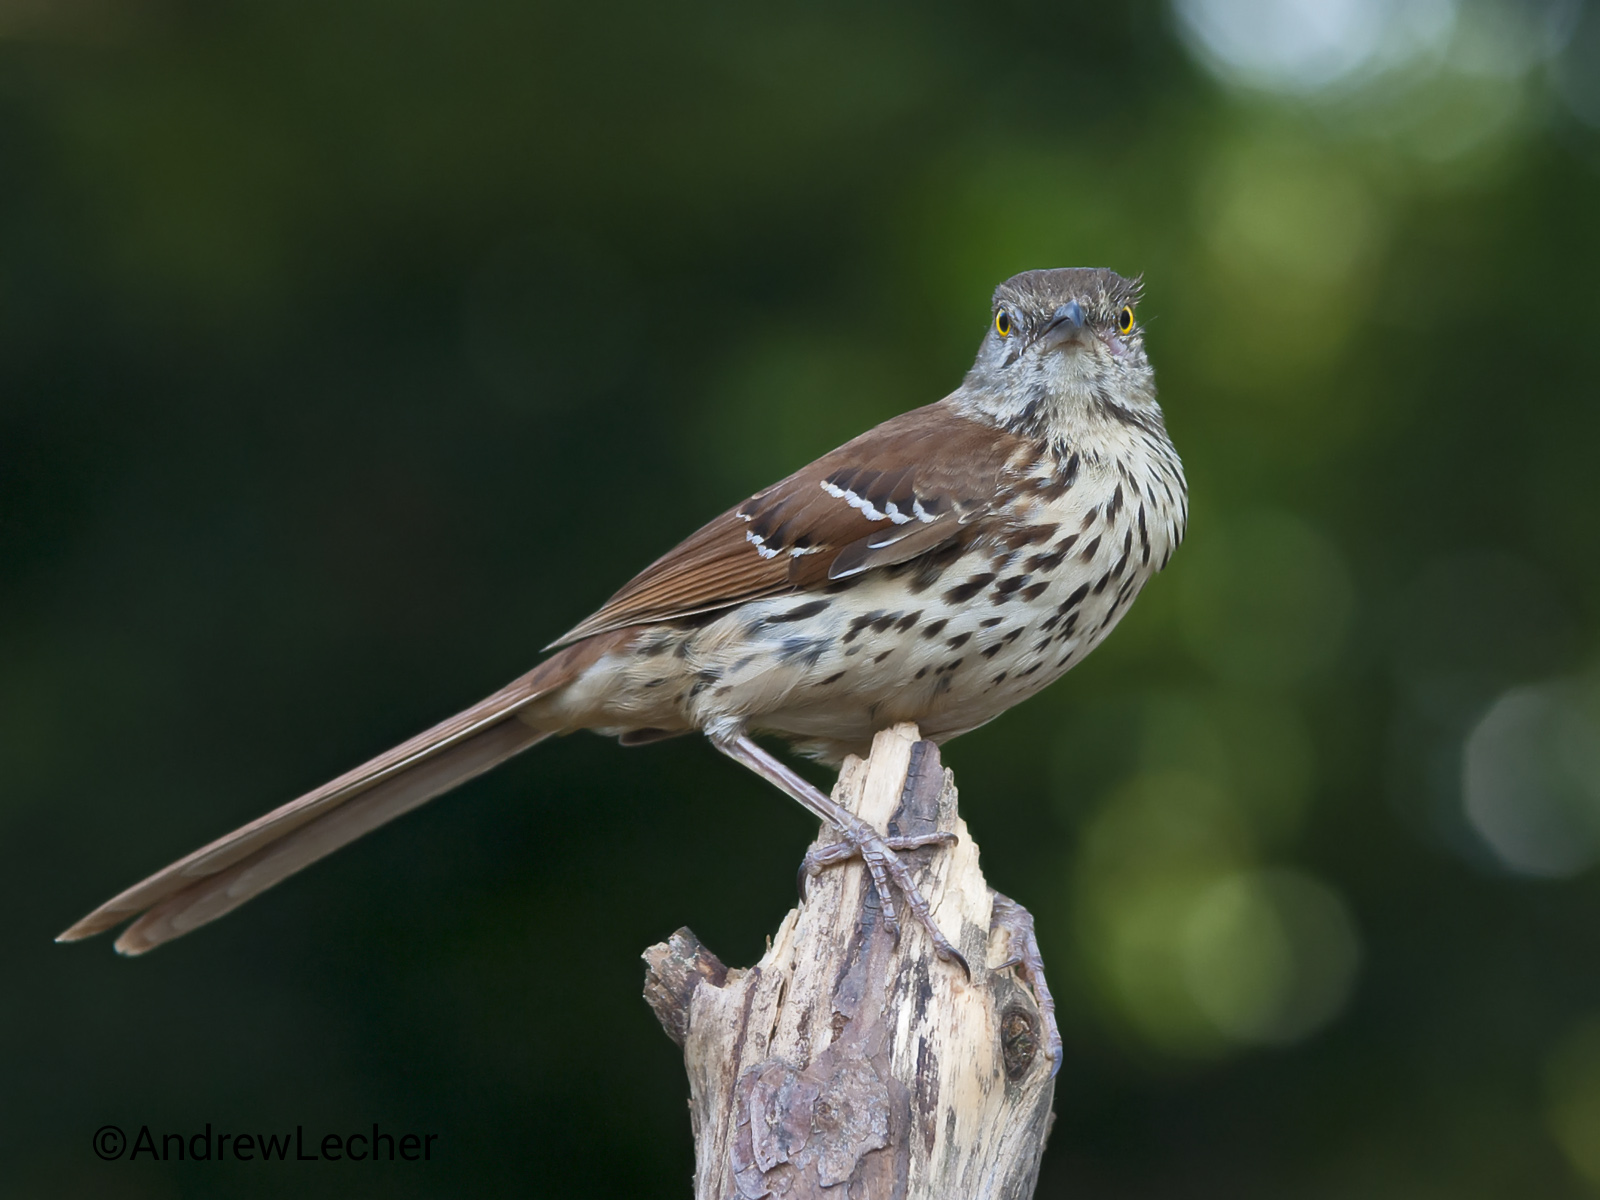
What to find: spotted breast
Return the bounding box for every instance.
[536,390,1187,763]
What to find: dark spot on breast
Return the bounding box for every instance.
[1020,661,1043,678]
[1001,523,1059,550]
[980,643,1003,659]
[921,618,949,639]
[1057,612,1080,640]
[944,572,996,604]
[992,672,1008,685]
[1078,534,1102,563]
[1026,533,1078,573]
[991,574,1031,602]
[1002,627,1023,644]
[1059,583,1090,612]
[937,658,965,674]
[1092,571,1112,596]
[1106,482,1123,521]
[870,613,899,634]
[1112,528,1133,579]
[645,677,666,688]
[1138,504,1151,566]
[1020,582,1048,602]
[842,610,886,644]
[915,666,929,679]
[1079,508,1099,532]
[946,632,972,649]
[895,611,922,632]
[980,616,1003,628]
[778,635,828,667]
[769,599,830,623]
[819,671,846,685]
[905,538,969,594]
[873,650,893,664]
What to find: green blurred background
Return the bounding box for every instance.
[6,0,1600,1195]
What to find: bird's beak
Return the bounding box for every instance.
[1041,300,1090,351]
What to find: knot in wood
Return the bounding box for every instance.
[1000,1005,1039,1081]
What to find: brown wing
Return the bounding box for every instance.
[548,401,1032,648]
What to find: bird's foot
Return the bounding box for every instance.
[800,823,965,971]
[710,730,968,977]
[990,891,1062,1078]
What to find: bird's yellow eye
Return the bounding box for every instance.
[1117,305,1135,335]
[995,310,1013,338]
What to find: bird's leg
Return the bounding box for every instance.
[709,732,966,972]
[989,890,1063,1077]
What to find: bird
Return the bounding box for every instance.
[58,266,1187,981]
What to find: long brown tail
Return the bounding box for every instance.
[57,636,617,956]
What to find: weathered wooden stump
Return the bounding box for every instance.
[642,723,1056,1199]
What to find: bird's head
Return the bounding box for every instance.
[961,267,1159,439]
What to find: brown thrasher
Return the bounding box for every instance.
[59,268,1186,1057]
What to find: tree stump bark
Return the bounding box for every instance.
[642,723,1056,1200]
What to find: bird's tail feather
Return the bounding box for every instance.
[57,633,622,955]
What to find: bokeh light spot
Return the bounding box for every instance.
[1074,770,1254,1055]
[1554,4,1600,128]
[1181,868,1361,1044]
[1200,138,1380,288]
[1171,0,1456,95]
[1462,677,1600,878]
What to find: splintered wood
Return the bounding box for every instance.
[642,723,1055,1200]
